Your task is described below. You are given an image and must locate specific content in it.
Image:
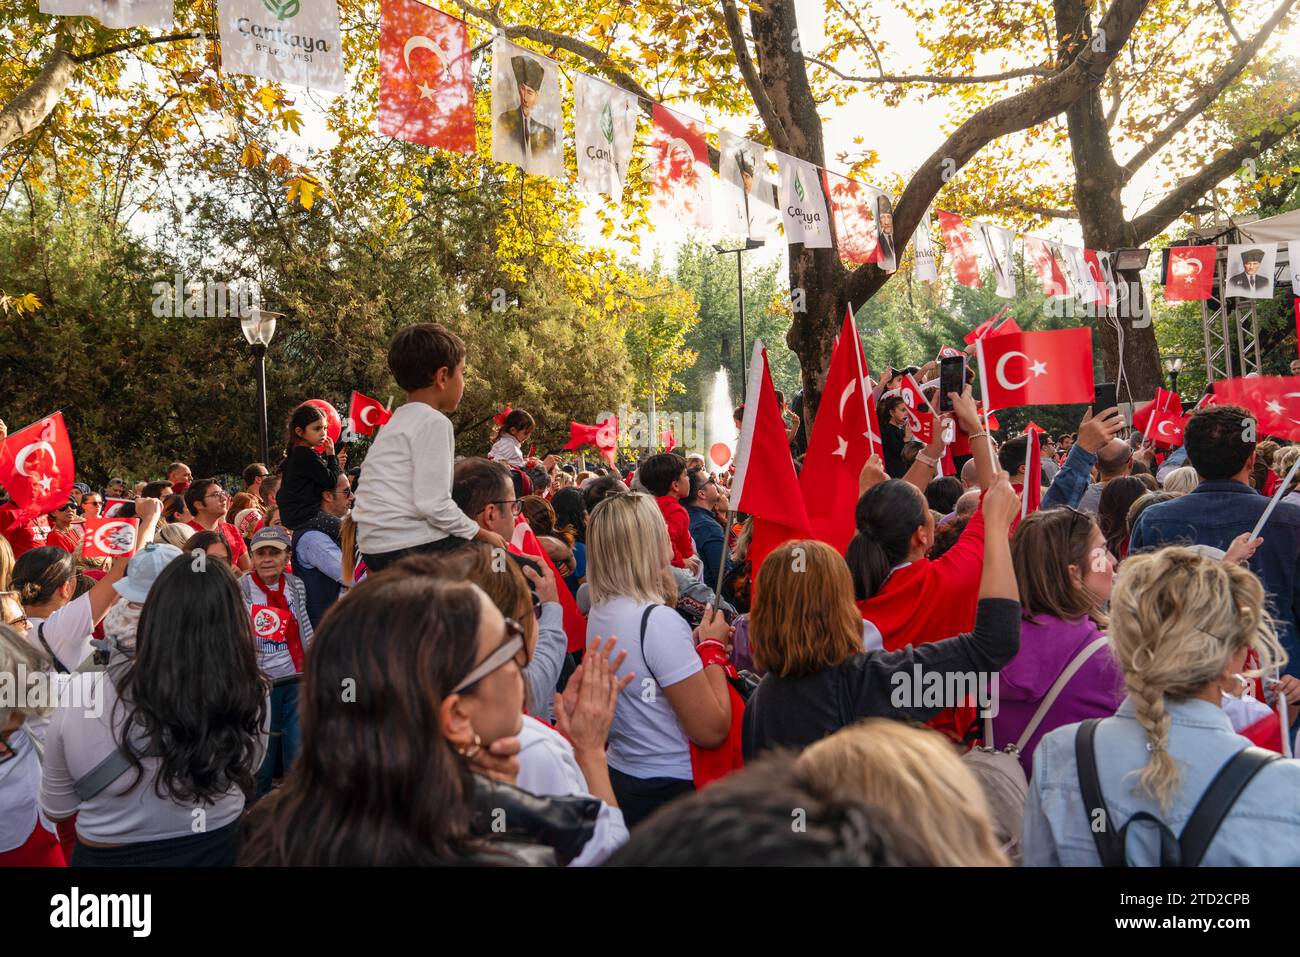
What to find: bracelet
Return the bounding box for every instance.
[967,431,988,441]
[916,451,940,468]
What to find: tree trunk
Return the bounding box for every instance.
[0,47,76,152]
[1055,0,1167,402]
[750,0,847,427]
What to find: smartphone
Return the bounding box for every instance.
[939,355,967,412]
[1093,381,1118,412]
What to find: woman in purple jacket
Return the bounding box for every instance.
[993,508,1124,777]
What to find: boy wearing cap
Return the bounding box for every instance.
[238,526,313,797]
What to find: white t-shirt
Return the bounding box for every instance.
[352,402,480,553]
[586,596,701,781]
[516,715,628,867]
[40,670,268,845]
[0,721,54,853]
[28,593,95,673]
[489,434,526,467]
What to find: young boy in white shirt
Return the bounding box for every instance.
[353,323,508,571]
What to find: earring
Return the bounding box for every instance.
[457,732,482,759]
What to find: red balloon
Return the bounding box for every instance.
[301,399,342,452]
[709,442,732,467]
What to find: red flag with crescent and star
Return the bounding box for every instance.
[0,412,75,519]
[563,417,619,465]
[1134,387,1186,448]
[378,0,476,153]
[800,307,875,553]
[978,328,1095,410]
[1164,246,1215,302]
[1213,376,1300,442]
[936,210,982,289]
[82,517,140,559]
[347,391,393,438]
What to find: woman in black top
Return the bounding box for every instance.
[879,394,911,479]
[741,473,1022,760]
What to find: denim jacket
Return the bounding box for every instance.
[1040,443,1098,511]
[1128,480,1300,668]
[1024,697,1300,865]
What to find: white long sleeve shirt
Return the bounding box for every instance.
[353,402,480,553]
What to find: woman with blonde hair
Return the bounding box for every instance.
[1276,446,1300,507]
[798,719,1008,866]
[0,535,14,592]
[584,492,733,826]
[1024,547,1300,865]
[1162,465,1200,495]
[743,474,1022,758]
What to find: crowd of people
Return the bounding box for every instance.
[4,321,1300,868]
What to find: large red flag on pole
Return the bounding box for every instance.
[733,340,811,583]
[1213,377,1300,442]
[0,412,75,519]
[800,308,873,553]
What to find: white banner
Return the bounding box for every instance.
[717,131,779,241]
[40,0,173,29]
[974,222,1016,298]
[491,37,565,179]
[574,73,638,197]
[913,210,938,281]
[1062,244,1096,304]
[774,151,832,249]
[1290,240,1300,296]
[218,0,345,93]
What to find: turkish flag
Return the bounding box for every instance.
[82,517,140,559]
[0,412,75,520]
[979,328,1095,409]
[800,308,874,553]
[563,417,618,465]
[936,210,981,288]
[659,430,677,452]
[651,104,711,229]
[1133,388,1186,448]
[1024,236,1070,297]
[823,170,883,264]
[348,391,393,438]
[898,374,935,444]
[251,605,290,643]
[733,341,811,583]
[1083,250,1111,306]
[510,515,588,653]
[937,345,963,360]
[1213,376,1300,442]
[378,0,476,153]
[1164,246,1215,302]
[963,308,1021,345]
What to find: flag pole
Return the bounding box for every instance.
[1250,455,1300,543]
[713,509,735,608]
[974,336,995,457]
[1021,429,1033,521]
[849,306,875,457]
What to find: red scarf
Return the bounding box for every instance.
[262,574,304,672]
[687,643,745,789]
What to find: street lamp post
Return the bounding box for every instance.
[714,238,765,398]
[240,306,282,466]
[1162,354,1185,397]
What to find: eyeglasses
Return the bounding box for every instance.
[206,490,230,501]
[452,618,527,694]
[4,614,30,630]
[82,499,101,507]
[490,500,523,516]
[1064,505,1088,538]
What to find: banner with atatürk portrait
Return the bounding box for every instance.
[717,131,778,241]
[491,37,565,179]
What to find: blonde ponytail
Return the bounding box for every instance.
[1108,547,1286,812]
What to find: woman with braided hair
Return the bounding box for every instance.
[1024,547,1300,866]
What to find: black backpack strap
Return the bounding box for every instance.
[1075,719,1126,866]
[1178,746,1279,867]
[638,605,660,686]
[37,622,70,674]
